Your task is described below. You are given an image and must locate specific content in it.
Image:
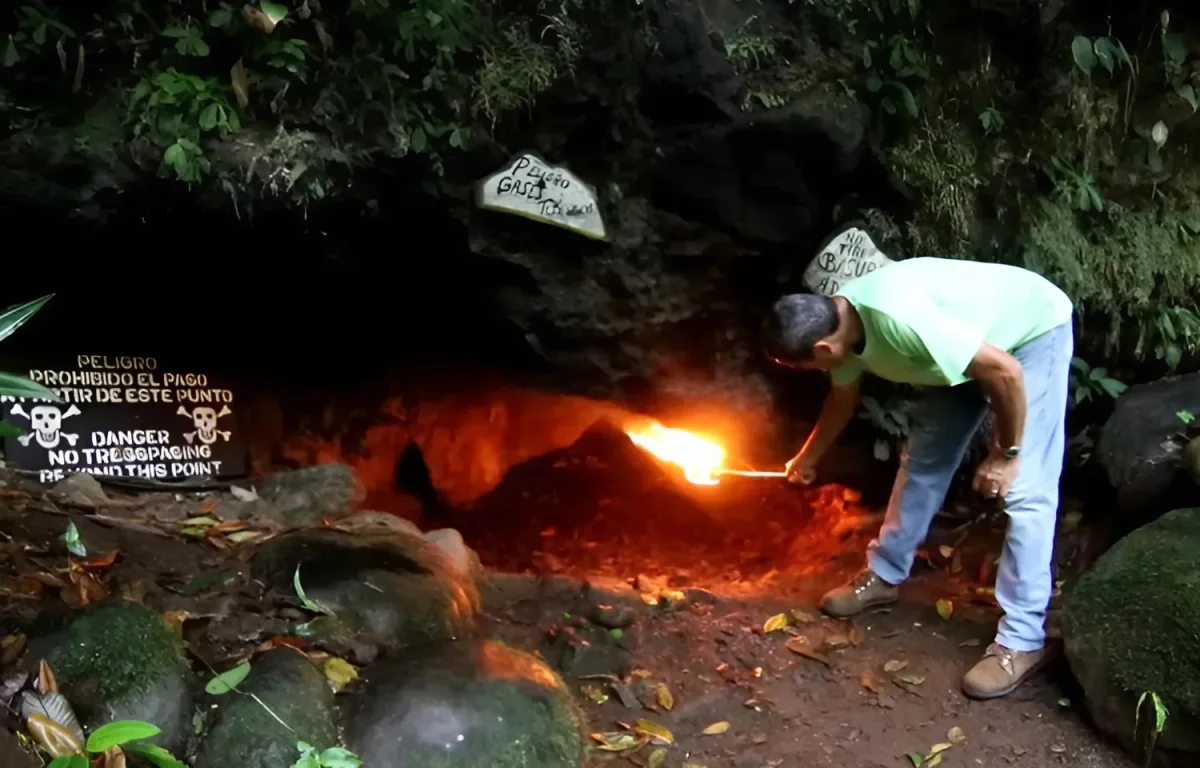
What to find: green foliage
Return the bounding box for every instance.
[205,661,252,695]
[1049,155,1104,212]
[1071,35,1133,77]
[1180,411,1196,426]
[0,296,60,418]
[42,719,186,768]
[1160,11,1199,113]
[1068,357,1126,407]
[293,741,363,768]
[978,106,1003,135]
[3,0,584,195]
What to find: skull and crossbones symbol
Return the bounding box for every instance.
[176,405,232,444]
[7,404,82,449]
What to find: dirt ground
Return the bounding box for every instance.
[0,430,1129,767]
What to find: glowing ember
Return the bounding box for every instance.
[625,421,727,485]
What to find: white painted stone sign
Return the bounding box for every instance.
[802,226,894,296]
[475,152,607,241]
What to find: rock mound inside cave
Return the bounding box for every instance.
[1064,507,1200,766]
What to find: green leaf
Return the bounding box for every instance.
[0,420,22,438]
[894,82,918,117]
[260,1,289,24]
[32,24,46,46]
[47,757,89,768]
[162,27,190,38]
[86,721,162,753]
[907,753,924,767]
[205,661,252,695]
[1071,36,1097,74]
[1176,84,1199,113]
[209,9,233,27]
[318,747,364,768]
[410,127,427,153]
[1092,37,1115,73]
[62,520,87,557]
[0,293,53,343]
[3,36,19,67]
[199,103,222,130]
[1097,378,1127,399]
[0,371,60,401]
[127,744,187,768]
[294,565,334,615]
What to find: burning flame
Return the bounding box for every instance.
[625,421,727,485]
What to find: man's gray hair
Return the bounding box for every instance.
[761,294,839,363]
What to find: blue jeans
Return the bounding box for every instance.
[866,322,1073,652]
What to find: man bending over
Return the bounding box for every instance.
[761,257,1073,700]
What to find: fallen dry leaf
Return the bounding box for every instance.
[199,498,219,514]
[259,635,307,652]
[648,747,667,768]
[947,726,966,744]
[926,754,944,767]
[883,660,908,674]
[160,610,194,634]
[896,673,926,686]
[762,613,789,633]
[230,58,250,107]
[785,636,833,668]
[98,745,127,768]
[589,731,641,752]
[579,684,608,704]
[789,608,816,623]
[241,4,278,33]
[682,764,708,768]
[37,659,58,694]
[928,742,953,756]
[313,19,334,54]
[1,634,26,665]
[701,721,730,735]
[848,624,865,646]
[822,633,850,651]
[654,682,674,711]
[25,713,82,757]
[630,669,653,679]
[80,551,118,569]
[225,530,262,544]
[67,563,107,606]
[936,599,954,620]
[859,670,882,694]
[633,719,674,745]
[322,657,359,692]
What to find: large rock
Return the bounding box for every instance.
[32,602,193,753]
[254,463,364,526]
[195,649,337,768]
[252,530,479,654]
[1064,508,1200,767]
[1097,374,1200,533]
[343,640,587,768]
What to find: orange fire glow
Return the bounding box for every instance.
[624,421,727,485]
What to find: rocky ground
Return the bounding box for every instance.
[0,447,1133,768]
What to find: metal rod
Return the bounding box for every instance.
[715,469,788,478]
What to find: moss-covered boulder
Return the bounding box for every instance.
[1064,508,1200,767]
[342,640,587,767]
[194,649,337,768]
[33,602,193,753]
[252,529,479,654]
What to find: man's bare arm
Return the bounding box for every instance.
[965,342,1026,451]
[793,380,861,465]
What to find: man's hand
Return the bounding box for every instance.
[973,452,1019,500]
[785,453,817,485]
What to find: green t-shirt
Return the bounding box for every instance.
[830,257,1073,387]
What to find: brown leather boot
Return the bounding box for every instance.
[961,643,1051,700]
[820,570,900,618]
